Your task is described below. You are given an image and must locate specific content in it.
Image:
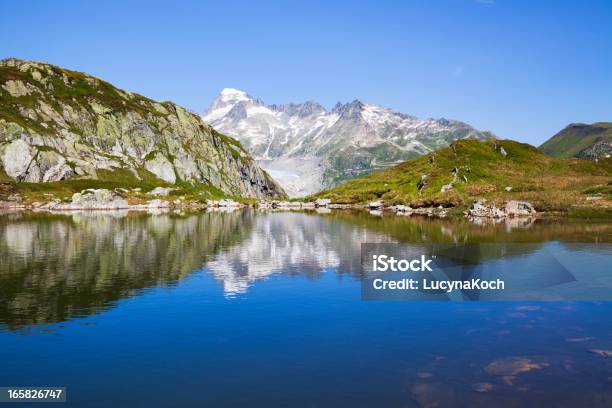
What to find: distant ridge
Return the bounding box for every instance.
[539,122,612,158]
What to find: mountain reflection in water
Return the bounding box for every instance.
[0,210,610,329]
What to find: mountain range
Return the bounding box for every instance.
[0,59,284,198]
[203,88,493,196]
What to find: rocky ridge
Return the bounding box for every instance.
[0,59,285,199]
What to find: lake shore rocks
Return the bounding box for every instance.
[468,199,536,219]
[2,189,539,222]
[206,199,243,208]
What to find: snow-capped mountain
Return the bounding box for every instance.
[203,88,493,197]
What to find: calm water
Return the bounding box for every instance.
[0,210,611,407]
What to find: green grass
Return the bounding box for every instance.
[308,139,612,215]
[0,58,164,135]
[1,165,236,204]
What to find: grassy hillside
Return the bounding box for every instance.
[309,139,612,216]
[539,122,612,158]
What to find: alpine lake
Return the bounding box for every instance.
[0,208,611,407]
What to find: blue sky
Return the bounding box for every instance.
[2,0,611,145]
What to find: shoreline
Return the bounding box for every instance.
[1,187,609,219]
[1,200,609,221]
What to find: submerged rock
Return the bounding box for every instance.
[589,349,612,357]
[484,357,545,376]
[472,382,493,393]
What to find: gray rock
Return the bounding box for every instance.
[148,187,175,197]
[504,200,536,217]
[440,183,453,193]
[468,199,505,218]
[315,198,331,207]
[46,189,129,210]
[368,200,383,209]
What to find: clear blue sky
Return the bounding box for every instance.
[2,0,611,145]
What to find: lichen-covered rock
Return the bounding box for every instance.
[0,58,285,199]
[468,199,505,218]
[148,187,175,196]
[43,189,129,210]
[505,200,536,217]
[469,199,536,218]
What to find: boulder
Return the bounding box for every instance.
[368,200,383,209]
[146,199,171,208]
[148,187,175,196]
[468,199,505,218]
[46,189,129,210]
[315,198,331,207]
[504,201,536,217]
[440,184,453,193]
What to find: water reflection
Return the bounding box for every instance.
[0,210,253,329]
[0,210,610,328]
[206,212,391,295]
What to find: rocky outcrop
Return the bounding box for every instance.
[315,198,331,207]
[148,187,175,196]
[368,200,383,209]
[504,200,536,217]
[577,140,612,159]
[206,199,243,208]
[41,189,129,210]
[468,199,536,218]
[0,58,285,199]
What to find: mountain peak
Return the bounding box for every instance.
[218,88,252,102]
[220,87,247,97]
[331,99,366,120]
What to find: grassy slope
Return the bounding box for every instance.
[309,139,612,215]
[0,166,238,205]
[539,122,612,158]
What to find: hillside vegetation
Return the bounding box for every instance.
[310,139,612,216]
[539,122,612,158]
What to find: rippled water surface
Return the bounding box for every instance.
[0,210,611,407]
